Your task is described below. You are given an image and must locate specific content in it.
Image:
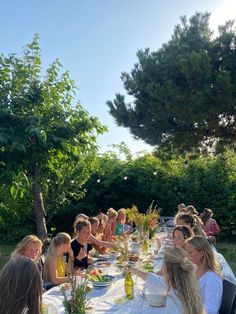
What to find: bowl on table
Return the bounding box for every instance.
[145,291,167,307]
[90,275,115,287]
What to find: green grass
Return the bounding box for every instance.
[216,242,236,276]
[0,245,14,270]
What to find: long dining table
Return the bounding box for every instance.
[42,239,166,314]
[42,231,236,313]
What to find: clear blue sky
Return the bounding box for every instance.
[1,0,235,155]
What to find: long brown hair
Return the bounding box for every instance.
[164,247,205,314]
[0,256,42,314]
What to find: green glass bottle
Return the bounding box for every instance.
[124,271,134,300]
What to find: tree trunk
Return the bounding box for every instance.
[33,172,48,240]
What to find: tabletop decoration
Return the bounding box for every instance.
[61,257,92,314]
[61,278,89,314]
[126,202,159,238]
[126,202,159,254]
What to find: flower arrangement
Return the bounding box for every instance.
[126,202,159,237]
[61,258,92,314]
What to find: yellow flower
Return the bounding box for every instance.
[126,202,159,231]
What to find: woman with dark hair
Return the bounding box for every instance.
[172,225,194,249]
[176,212,206,237]
[0,256,42,314]
[72,219,116,269]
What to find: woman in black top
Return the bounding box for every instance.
[71,218,117,269]
[71,219,92,269]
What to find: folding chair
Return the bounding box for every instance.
[219,279,236,314]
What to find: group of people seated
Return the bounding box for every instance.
[0,203,234,314]
[130,203,234,314]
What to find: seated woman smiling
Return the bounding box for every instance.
[11,235,43,278]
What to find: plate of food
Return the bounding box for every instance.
[87,269,114,287]
[94,261,111,268]
[91,275,114,287]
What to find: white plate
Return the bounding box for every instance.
[90,275,115,287]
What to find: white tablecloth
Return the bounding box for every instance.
[42,237,235,313]
[43,268,165,314]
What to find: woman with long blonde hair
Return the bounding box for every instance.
[43,232,72,286]
[12,234,42,261]
[103,207,117,240]
[129,246,205,314]
[186,236,222,314]
[11,234,43,278]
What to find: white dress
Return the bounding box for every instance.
[198,271,223,314]
[145,273,183,314]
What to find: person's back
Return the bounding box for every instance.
[0,256,42,314]
[131,246,205,314]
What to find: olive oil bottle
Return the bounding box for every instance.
[124,271,134,300]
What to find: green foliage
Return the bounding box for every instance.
[0,185,36,241]
[61,280,88,314]
[75,146,236,240]
[0,35,107,238]
[107,12,236,153]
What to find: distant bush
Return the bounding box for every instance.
[1,147,236,241]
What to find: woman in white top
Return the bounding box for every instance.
[186,235,223,314]
[129,246,205,314]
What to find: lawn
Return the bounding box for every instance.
[0,245,14,270]
[0,242,235,275]
[216,242,236,275]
